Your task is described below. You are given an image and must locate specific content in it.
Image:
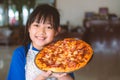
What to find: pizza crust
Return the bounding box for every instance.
[35,38,93,72]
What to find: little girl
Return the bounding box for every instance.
[7,4,74,80]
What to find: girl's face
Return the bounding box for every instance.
[29,20,58,50]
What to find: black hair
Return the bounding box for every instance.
[22,4,60,55]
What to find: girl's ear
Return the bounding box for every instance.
[28,26,31,32]
[55,26,61,36]
[58,26,61,33]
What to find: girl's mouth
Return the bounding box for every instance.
[36,36,46,40]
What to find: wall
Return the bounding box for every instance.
[56,0,120,27]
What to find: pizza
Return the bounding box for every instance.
[35,38,93,73]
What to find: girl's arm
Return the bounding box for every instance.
[7,47,26,80]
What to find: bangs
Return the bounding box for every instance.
[35,13,54,26]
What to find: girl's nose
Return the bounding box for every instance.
[37,27,46,35]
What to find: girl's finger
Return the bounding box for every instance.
[52,73,67,78]
[46,71,52,76]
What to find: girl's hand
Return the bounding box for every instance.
[35,71,73,80]
[35,71,52,80]
[51,73,73,80]
[51,72,67,78]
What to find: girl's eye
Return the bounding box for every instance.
[47,26,53,29]
[33,24,39,27]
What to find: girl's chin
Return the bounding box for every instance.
[34,42,48,47]
[33,44,44,50]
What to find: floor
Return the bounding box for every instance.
[0,43,120,80]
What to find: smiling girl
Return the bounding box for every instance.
[7,4,74,80]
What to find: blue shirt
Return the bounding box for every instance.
[7,44,74,80]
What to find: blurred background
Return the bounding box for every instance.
[0,0,120,80]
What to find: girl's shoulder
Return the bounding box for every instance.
[13,44,30,56]
[14,44,30,52]
[14,46,27,52]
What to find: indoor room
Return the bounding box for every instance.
[0,0,120,80]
